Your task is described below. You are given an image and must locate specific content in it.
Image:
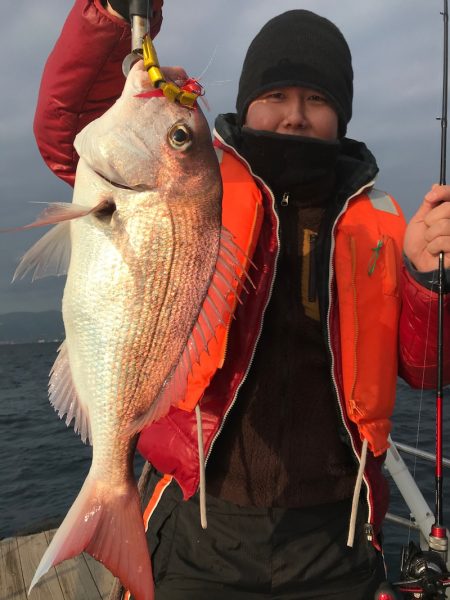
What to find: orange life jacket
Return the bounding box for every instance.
[334,188,405,456]
[175,150,405,457]
[174,147,264,413]
[136,148,405,545]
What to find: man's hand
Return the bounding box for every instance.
[161,66,188,85]
[404,184,450,272]
[106,1,164,38]
[126,60,188,92]
[106,1,126,20]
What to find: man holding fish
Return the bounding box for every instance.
[30,1,450,598]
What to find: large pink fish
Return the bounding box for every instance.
[15,62,244,600]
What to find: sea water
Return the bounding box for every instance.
[0,341,449,581]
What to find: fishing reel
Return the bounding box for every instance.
[374,542,450,600]
[394,541,450,599]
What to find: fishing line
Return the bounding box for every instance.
[412,0,448,528]
[389,9,449,596]
[408,278,436,548]
[434,0,447,534]
[196,45,219,82]
[205,80,233,86]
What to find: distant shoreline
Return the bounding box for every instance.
[0,310,64,345]
[0,339,62,346]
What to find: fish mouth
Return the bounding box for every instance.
[92,170,130,223]
[94,169,135,191]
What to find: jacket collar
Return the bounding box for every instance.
[214,112,379,204]
[214,112,380,376]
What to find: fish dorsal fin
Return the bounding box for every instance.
[13,222,72,282]
[124,226,253,436]
[49,341,92,444]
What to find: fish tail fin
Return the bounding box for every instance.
[29,474,154,600]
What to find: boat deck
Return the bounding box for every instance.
[0,529,114,600]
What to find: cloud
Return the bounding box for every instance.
[0,1,447,312]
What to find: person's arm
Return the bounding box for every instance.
[399,184,450,387]
[33,0,163,186]
[398,265,450,388]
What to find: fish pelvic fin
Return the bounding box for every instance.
[49,340,92,444]
[29,474,154,600]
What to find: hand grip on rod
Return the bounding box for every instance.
[123,0,152,76]
[130,0,151,53]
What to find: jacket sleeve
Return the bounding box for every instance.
[398,265,450,388]
[33,0,163,187]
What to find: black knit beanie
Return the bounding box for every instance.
[236,10,353,137]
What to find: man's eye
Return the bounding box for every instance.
[266,92,285,100]
[309,94,327,103]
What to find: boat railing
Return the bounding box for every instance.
[385,511,422,531]
[384,436,450,569]
[389,440,450,469]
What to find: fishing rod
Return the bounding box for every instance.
[380,3,450,599]
[434,0,448,547]
[121,0,201,106]
[424,0,448,569]
[122,0,153,75]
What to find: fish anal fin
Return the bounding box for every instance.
[49,341,92,444]
[29,475,154,600]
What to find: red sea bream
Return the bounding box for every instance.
[16,61,237,600]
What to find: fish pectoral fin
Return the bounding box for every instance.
[11,199,113,282]
[29,475,154,600]
[49,340,92,445]
[13,222,72,282]
[5,200,110,233]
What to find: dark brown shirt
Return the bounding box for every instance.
[206,165,357,508]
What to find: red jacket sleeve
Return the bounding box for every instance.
[33,0,163,187]
[399,266,450,388]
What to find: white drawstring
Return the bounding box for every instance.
[347,438,368,547]
[195,404,208,529]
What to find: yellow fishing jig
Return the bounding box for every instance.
[142,36,199,108]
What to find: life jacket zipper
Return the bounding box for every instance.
[325,179,376,528]
[209,132,378,535]
[349,236,360,416]
[281,192,289,207]
[205,134,281,468]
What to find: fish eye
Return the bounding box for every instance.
[168,123,193,150]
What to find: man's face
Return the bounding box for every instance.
[244,86,339,140]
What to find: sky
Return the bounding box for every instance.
[0,0,447,314]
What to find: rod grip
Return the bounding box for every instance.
[373,582,399,600]
[129,0,152,18]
